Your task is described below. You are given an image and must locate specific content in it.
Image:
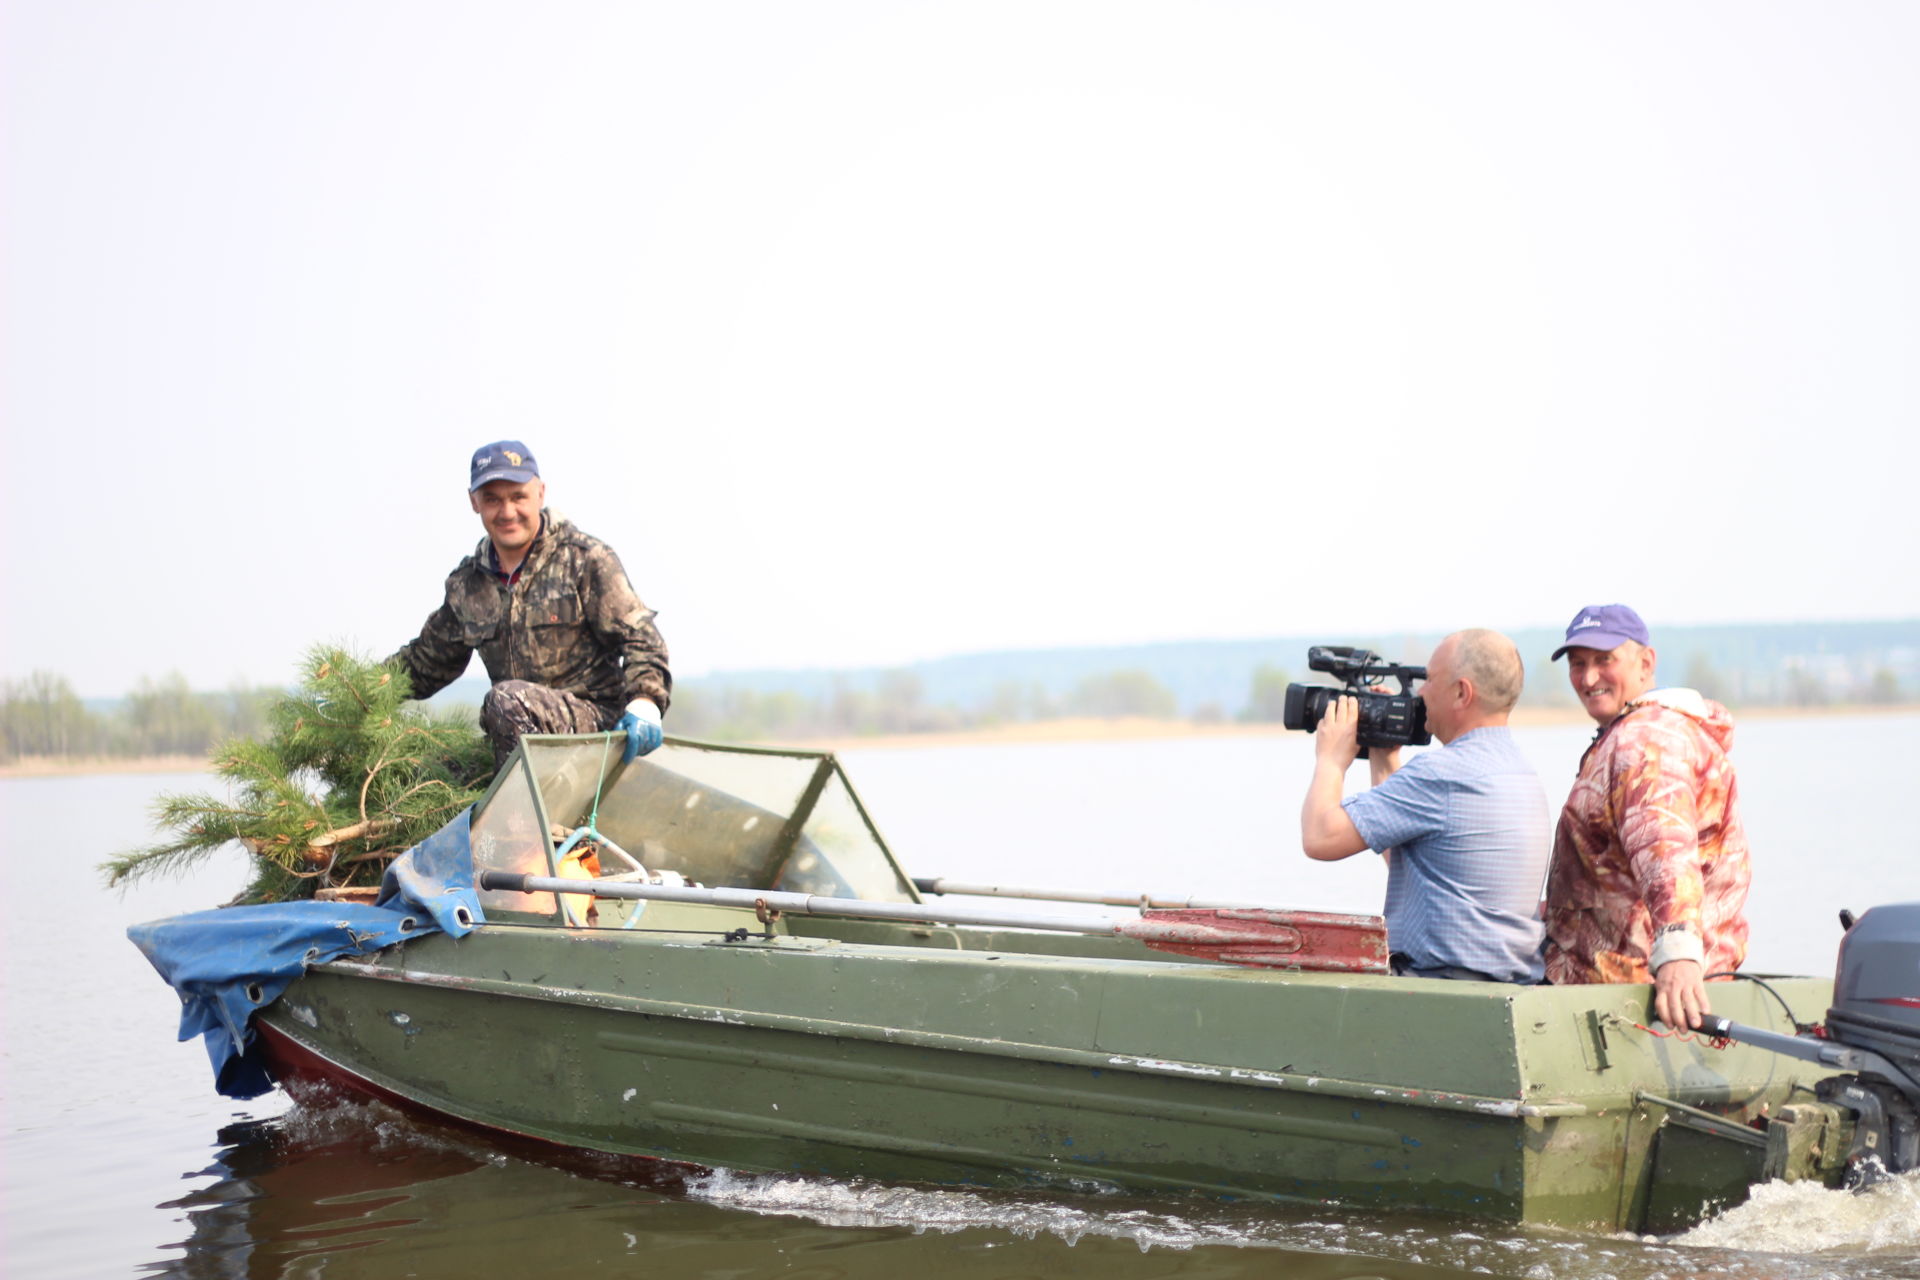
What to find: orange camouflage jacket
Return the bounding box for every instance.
[1543,689,1751,985]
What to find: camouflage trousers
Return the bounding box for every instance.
[479,680,620,768]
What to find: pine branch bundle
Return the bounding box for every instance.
[103,647,494,903]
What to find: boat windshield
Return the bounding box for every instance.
[468,734,919,918]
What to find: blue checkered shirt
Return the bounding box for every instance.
[1342,727,1550,983]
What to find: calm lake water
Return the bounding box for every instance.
[3,715,1917,1279]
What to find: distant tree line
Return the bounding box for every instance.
[666,666,1202,742]
[660,661,1445,739]
[2,664,1233,761]
[1,672,287,763]
[1519,653,1908,711]
[3,654,1911,762]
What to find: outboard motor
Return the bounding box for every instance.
[1701,902,1920,1182]
[1825,902,1920,1091]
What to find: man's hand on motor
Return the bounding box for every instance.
[618,700,664,763]
[1653,958,1711,1030]
[1315,695,1363,771]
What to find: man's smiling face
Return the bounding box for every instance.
[470,477,545,557]
[1564,642,1656,725]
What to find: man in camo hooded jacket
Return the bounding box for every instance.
[1543,604,1750,1032]
[390,441,672,769]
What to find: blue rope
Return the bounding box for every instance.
[558,733,651,929]
[585,732,613,836]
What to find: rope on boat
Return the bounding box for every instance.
[1712,970,1821,1035]
[1611,969,1826,1049]
[1643,1023,1733,1050]
[1612,1013,1732,1049]
[588,731,612,837]
[553,735,660,930]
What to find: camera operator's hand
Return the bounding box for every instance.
[1315,695,1363,771]
[1302,695,1370,861]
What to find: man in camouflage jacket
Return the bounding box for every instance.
[390,441,672,767]
[1543,604,1750,1032]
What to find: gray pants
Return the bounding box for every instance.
[1389,953,1500,982]
[479,680,620,768]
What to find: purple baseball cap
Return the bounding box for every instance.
[469,440,539,491]
[1552,604,1651,660]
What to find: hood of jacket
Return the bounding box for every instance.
[1625,686,1736,751]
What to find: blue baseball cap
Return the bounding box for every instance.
[469,440,539,491]
[1552,604,1652,660]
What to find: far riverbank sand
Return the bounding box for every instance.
[0,754,208,780]
[775,702,1914,753]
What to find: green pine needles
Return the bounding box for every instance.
[103,647,494,904]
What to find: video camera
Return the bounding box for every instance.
[1282,646,1432,753]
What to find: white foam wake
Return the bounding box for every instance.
[1674,1169,1920,1257]
[686,1166,1920,1278]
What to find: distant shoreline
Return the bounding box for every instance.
[0,753,209,780]
[5,703,1913,777]
[778,702,1918,753]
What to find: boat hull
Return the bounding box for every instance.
[252,904,1835,1231]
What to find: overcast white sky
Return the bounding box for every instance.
[4,2,1916,696]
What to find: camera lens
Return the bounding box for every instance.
[1282,683,1332,733]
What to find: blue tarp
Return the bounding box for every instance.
[128,809,484,1099]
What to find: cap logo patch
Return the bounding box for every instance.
[503,451,523,465]
[1573,616,1602,630]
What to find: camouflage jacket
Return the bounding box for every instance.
[391,512,671,717]
[1543,689,1750,985]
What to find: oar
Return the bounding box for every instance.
[479,871,1388,973]
[913,877,1265,910]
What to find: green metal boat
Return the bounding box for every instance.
[228,734,1901,1232]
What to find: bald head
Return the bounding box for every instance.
[1444,628,1525,715]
